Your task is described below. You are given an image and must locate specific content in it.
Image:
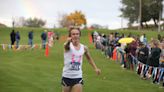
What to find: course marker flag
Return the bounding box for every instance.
[45,44,49,57]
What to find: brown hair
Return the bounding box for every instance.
[68,27,81,37]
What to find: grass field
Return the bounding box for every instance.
[0,27,164,92]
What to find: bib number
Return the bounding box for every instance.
[70,62,80,71]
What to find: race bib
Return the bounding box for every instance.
[70,62,80,71]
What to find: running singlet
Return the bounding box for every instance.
[62,42,85,78]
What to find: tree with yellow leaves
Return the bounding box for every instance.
[67,10,87,27]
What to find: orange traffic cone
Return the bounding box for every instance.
[88,33,92,43]
[45,44,49,57]
[112,48,117,61]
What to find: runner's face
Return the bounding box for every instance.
[70,29,80,42]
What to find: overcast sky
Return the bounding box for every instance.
[0,0,128,29]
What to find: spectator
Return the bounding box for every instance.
[147,40,161,83]
[15,31,20,49]
[41,30,47,49]
[28,30,33,47]
[137,42,149,78]
[10,29,16,47]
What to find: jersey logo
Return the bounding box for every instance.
[70,54,82,71]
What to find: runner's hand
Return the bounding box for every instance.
[67,37,72,42]
[95,68,101,75]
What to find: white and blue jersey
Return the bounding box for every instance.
[62,42,85,78]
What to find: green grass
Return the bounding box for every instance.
[0,27,164,92]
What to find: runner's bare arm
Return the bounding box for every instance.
[64,37,72,52]
[84,46,101,75]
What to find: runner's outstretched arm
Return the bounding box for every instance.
[84,46,101,75]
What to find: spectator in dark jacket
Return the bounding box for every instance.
[10,30,16,46]
[137,42,149,64]
[28,30,33,47]
[147,40,161,67]
[137,42,149,78]
[15,31,20,49]
[41,30,47,49]
[147,40,161,83]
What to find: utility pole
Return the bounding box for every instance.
[121,16,123,31]
[12,17,15,29]
[158,1,162,32]
[158,9,161,32]
[138,0,142,31]
[121,4,124,31]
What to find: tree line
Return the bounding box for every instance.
[1,0,163,29]
[12,10,87,28]
[120,0,163,28]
